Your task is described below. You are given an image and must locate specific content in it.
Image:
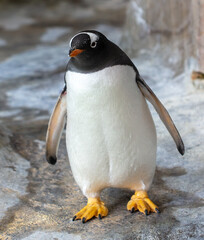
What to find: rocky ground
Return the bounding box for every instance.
[0,0,203,239]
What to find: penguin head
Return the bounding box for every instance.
[68,30,132,73]
[69,30,107,59]
[68,30,115,72]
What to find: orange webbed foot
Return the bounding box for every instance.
[127,191,159,215]
[73,197,108,223]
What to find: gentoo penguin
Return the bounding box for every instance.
[46,30,185,223]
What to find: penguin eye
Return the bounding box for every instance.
[90,41,97,48]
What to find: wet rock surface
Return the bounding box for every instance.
[0,1,204,239]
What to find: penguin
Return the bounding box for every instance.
[46,30,185,223]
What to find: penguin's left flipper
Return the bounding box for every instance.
[46,87,67,165]
[137,78,185,155]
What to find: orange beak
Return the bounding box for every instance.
[69,49,85,57]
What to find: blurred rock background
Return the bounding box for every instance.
[0,0,203,239]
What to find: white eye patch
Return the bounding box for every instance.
[69,32,99,47]
[90,41,97,48]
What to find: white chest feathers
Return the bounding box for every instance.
[65,65,157,197]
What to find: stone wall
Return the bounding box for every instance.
[123,0,204,74]
[195,0,204,71]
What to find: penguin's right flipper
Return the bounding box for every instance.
[137,78,185,155]
[46,87,67,165]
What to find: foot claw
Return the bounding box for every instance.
[145,209,148,216]
[82,217,86,223]
[155,208,160,213]
[72,215,76,221]
[98,214,102,220]
[131,207,135,213]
